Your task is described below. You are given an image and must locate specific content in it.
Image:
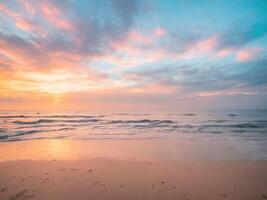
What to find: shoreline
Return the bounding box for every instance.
[1,138,267,162]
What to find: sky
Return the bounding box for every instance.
[0,0,267,111]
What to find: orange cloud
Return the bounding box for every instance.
[0,67,108,96]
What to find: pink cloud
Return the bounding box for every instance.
[41,2,74,31]
[0,3,46,35]
[41,2,61,16]
[154,27,167,37]
[0,3,17,18]
[196,36,217,52]
[127,31,152,44]
[16,18,46,36]
[111,41,140,56]
[236,48,262,62]
[15,19,33,31]
[129,83,176,94]
[107,29,170,66]
[168,36,218,60]
[19,0,35,14]
[216,49,231,57]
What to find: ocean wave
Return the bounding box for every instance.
[0,115,103,119]
[88,133,136,136]
[113,113,152,116]
[109,119,176,124]
[200,122,266,129]
[228,114,238,117]
[132,124,173,129]
[15,124,70,129]
[0,127,74,141]
[1,135,68,142]
[230,129,248,133]
[253,120,267,125]
[206,120,228,123]
[0,134,9,140]
[0,115,28,118]
[14,127,74,136]
[1,110,267,142]
[12,119,100,125]
[183,113,196,116]
[227,123,265,129]
[72,136,159,141]
[209,131,222,134]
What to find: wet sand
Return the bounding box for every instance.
[0,159,267,200]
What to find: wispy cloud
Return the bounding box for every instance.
[0,0,266,110]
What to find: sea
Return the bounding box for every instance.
[0,110,267,161]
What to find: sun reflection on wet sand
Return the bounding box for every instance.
[0,138,266,162]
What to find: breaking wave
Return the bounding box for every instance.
[1,110,267,142]
[12,119,100,125]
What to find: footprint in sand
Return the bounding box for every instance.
[160,181,165,184]
[182,193,187,198]
[40,178,50,184]
[10,189,35,200]
[0,187,8,192]
[88,169,93,173]
[172,186,176,189]
[92,181,100,187]
[92,181,106,188]
[221,194,228,198]
[262,194,267,199]
[119,184,125,189]
[70,168,78,172]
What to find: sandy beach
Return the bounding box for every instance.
[0,139,267,200]
[0,159,267,200]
